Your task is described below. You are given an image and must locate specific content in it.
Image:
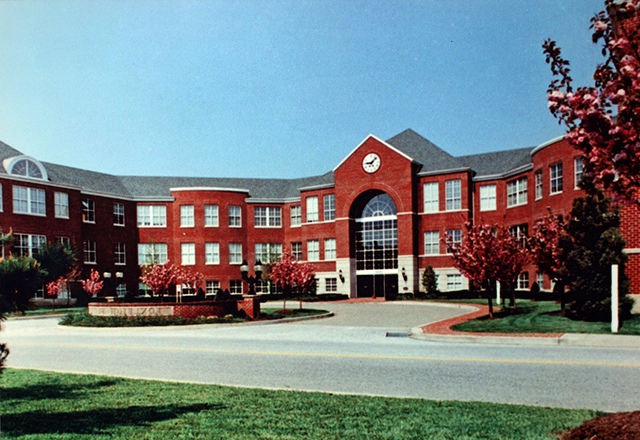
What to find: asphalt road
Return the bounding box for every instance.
[3,301,640,412]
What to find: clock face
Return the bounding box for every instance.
[362,153,381,173]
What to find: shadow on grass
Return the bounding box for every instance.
[2,402,225,436]
[2,379,120,401]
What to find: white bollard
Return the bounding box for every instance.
[612,264,619,334]
[496,281,501,305]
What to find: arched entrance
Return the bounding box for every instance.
[351,191,398,298]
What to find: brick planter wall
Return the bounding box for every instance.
[89,300,239,319]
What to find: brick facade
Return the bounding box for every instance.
[1,129,639,299]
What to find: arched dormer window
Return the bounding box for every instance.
[3,156,48,180]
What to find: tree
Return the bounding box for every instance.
[543,0,640,205]
[139,261,200,302]
[421,265,439,298]
[557,192,631,321]
[530,213,570,310]
[36,242,79,306]
[448,222,529,317]
[0,256,44,316]
[270,250,316,311]
[82,268,104,298]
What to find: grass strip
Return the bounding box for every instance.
[58,308,328,327]
[1,368,599,440]
[450,300,640,335]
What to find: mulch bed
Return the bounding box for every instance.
[561,411,640,439]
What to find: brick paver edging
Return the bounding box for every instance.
[417,303,564,338]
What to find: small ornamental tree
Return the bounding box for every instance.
[82,268,104,298]
[270,250,316,311]
[543,0,640,205]
[530,213,570,310]
[421,265,439,298]
[448,222,530,317]
[140,261,200,302]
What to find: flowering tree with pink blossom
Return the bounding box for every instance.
[448,222,530,317]
[270,250,316,311]
[82,268,104,297]
[140,261,201,302]
[543,0,640,204]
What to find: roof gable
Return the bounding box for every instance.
[385,129,464,173]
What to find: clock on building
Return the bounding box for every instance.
[362,153,381,173]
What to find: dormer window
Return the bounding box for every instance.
[3,156,48,180]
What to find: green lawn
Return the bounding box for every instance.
[450,300,640,335]
[1,369,599,440]
[58,308,328,327]
[9,306,85,318]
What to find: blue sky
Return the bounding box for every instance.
[0,0,606,179]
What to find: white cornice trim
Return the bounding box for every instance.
[298,183,335,192]
[170,186,250,194]
[418,167,471,177]
[530,135,565,156]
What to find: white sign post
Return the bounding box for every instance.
[612,264,619,334]
[496,281,501,305]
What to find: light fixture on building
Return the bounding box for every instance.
[240,260,263,296]
[339,269,345,283]
[115,272,124,278]
[401,267,407,281]
[103,272,111,279]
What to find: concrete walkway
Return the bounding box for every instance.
[410,302,640,348]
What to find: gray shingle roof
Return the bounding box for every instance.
[0,131,538,199]
[385,129,465,173]
[458,147,534,178]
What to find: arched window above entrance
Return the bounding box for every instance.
[361,193,397,218]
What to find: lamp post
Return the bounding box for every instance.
[240,259,263,296]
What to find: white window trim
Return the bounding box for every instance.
[507,177,528,208]
[550,163,564,195]
[180,205,195,228]
[205,243,220,265]
[13,186,46,217]
[204,205,219,227]
[479,185,496,212]
[181,243,196,265]
[229,205,242,228]
[306,196,319,223]
[423,182,439,214]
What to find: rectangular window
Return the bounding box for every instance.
[229,280,243,295]
[446,229,462,248]
[424,231,440,255]
[83,240,97,264]
[445,180,461,211]
[479,185,496,211]
[307,239,320,261]
[137,205,167,227]
[204,205,219,227]
[14,233,46,257]
[291,242,303,261]
[55,192,69,219]
[138,243,168,265]
[517,272,530,290]
[509,223,529,245]
[180,205,194,227]
[82,199,95,223]
[13,186,46,216]
[535,170,543,200]
[507,177,528,207]
[180,283,196,296]
[113,203,125,226]
[256,243,283,263]
[537,272,544,288]
[205,243,220,265]
[423,182,439,213]
[181,243,195,265]
[229,243,243,264]
[114,242,126,265]
[447,274,463,291]
[229,205,242,227]
[290,205,301,227]
[254,206,281,227]
[56,236,71,248]
[306,196,318,222]
[324,238,336,260]
[324,194,335,221]
[206,280,220,296]
[574,157,584,189]
[550,162,563,194]
[326,278,337,292]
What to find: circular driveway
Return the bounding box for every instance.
[268,300,475,330]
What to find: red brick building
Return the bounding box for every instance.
[1,129,638,299]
